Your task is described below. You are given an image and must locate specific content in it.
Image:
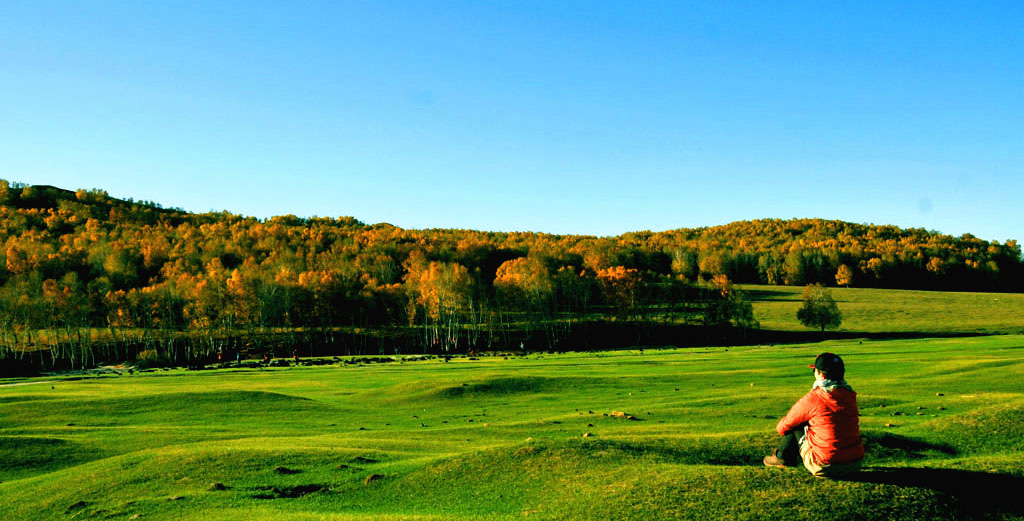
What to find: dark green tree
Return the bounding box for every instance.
[797,283,841,332]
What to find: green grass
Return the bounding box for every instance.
[2,334,1023,520]
[744,284,1024,334]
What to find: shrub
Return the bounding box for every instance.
[136,349,168,368]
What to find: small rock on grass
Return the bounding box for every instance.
[274,466,301,475]
[610,411,641,420]
[364,474,384,485]
[208,482,228,491]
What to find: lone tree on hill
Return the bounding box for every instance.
[797,284,842,332]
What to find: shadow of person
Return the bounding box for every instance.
[863,432,957,460]
[842,467,1024,517]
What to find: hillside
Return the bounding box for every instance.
[0,180,1022,371]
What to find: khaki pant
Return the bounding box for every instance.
[799,437,862,477]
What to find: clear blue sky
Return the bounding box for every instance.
[2,1,1022,241]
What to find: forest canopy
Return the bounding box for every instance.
[0,181,1020,370]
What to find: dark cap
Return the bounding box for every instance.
[808,352,845,379]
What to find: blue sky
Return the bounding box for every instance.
[2,1,1022,241]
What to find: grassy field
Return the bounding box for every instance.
[2,334,1023,520]
[744,284,1024,335]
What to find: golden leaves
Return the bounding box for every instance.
[494,257,552,300]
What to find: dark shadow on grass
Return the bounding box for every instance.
[747,329,989,346]
[842,467,1024,518]
[548,323,992,352]
[568,437,767,467]
[745,289,803,302]
[861,432,957,462]
[251,484,327,499]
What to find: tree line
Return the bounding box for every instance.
[0,181,1020,371]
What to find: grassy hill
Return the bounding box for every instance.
[745,284,1024,335]
[2,334,1023,520]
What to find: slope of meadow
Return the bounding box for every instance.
[2,335,1023,520]
[745,284,1024,335]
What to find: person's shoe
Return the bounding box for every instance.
[763,454,786,468]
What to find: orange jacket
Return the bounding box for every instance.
[776,386,864,465]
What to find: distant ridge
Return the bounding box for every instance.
[0,180,1021,296]
[1,179,1022,373]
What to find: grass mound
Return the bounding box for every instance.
[0,441,392,520]
[381,438,970,520]
[0,436,102,481]
[4,390,335,429]
[924,402,1024,456]
[0,394,52,404]
[109,390,320,413]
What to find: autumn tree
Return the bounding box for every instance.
[835,264,854,287]
[757,254,785,285]
[595,266,641,321]
[797,283,842,332]
[703,275,759,332]
[494,256,554,347]
[698,251,728,280]
[403,254,474,352]
[554,265,594,327]
[783,248,807,286]
[670,247,698,280]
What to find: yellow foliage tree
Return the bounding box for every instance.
[494,257,552,304]
[835,264,854,287]
[403,257,473,351]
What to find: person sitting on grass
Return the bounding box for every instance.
[764,352,864,477]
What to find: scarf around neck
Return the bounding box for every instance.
[813,379,854,393]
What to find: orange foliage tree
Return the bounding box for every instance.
[596,266,641,321]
